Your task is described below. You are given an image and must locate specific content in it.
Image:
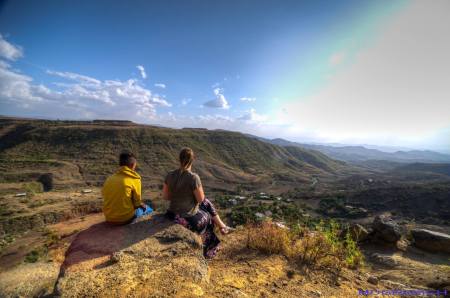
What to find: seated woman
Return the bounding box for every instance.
[163,147,230,258]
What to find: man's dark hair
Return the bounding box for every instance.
[119,150,137,167]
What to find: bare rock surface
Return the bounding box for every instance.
[370,253,399,268]
[371,215,402,244]
[411,229,450,254]
[0,262,60,297]
[56,214,207,298]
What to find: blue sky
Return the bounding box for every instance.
[1,0,449,152]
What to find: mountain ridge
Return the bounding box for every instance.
[252,136,450,164]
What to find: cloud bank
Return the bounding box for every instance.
[0,36,170,120]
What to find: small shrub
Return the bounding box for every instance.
[4,234,15,243]
[214,196,230,208]
[289,231,343,272]
[246,220,290,254]
[44,229,61,247]
[344,231,364,268]
[24,245,49,263]
[245,219,364,276]
[25,249,40,263]
[23,182,43,197]
[19,198,30,204]
[231,206,256,225]
[0,205,13,217]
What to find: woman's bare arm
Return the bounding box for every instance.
[162,183,170,201]
[193,185,205,204]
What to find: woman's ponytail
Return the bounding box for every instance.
[179,147,195,171]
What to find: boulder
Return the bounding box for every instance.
[370,253,399,268]
[371,215,401,243]
[367,276,379,285]
[411,229,450,254]
[56,214,208,297]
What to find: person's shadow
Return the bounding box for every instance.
[60,214,174,273]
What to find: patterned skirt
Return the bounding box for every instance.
[166,198,221,258]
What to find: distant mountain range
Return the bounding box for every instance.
[248,136,450,164]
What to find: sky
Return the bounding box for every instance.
[0,0,449,152]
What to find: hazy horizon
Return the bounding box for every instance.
[3,113,450,155]
[1,0,449,152]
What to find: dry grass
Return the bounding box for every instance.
[246,221,290,254]
[245,220,364,276]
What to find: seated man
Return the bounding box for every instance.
[102,150,152,224]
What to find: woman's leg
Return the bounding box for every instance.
[184,209,221,258]
[200,198,229,234]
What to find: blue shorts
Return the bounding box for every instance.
[134,204,153,218]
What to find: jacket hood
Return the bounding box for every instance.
[117,166,141,179]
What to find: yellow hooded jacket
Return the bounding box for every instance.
[102,166,142,223]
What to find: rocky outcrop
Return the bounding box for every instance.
[411,229,450,254]
[370,215,401,244]
[56,214,208,297]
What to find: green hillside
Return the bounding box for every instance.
[0,118,349,192]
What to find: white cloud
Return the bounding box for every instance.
[0,34,23,61]
[181,98,192,106]
[213,88,221,96]
[203,87,230,109]
[150,94,171,107]
[136,65,147,79]
[151,112,300,144]
[0,35,171,121]
[46,70,101,85]
[154,109,269,131]
[154,113,236,130]
[240,97,256,102]
[198,114,234,122]
[0,61,41,105]
[154,83,166,89]
[238,108,267,123]
[43,72,171,113]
